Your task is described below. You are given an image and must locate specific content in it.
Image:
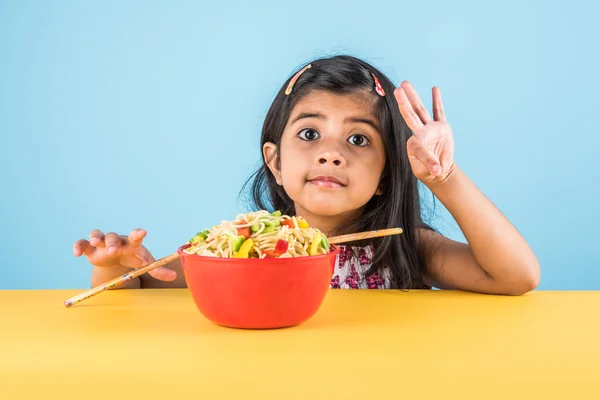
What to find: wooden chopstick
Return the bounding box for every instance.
[63,253,180,308]
[327,228,403,244]
[64,227,403,308]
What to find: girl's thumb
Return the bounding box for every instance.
[135,254,178,282]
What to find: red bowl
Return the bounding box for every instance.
[177,244,339,329]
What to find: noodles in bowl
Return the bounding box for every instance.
[182,210,330,259]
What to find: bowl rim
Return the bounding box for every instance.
[177,243,340,264]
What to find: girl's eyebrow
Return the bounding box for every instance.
[346,116,380,131]
[291,112,323,124]
[291,112,379,131]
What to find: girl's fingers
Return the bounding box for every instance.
[128,229,147,248]
[73,239,94,257]
[407,137,442,176]
[394,86,425,133]
[89,230,105,248]
[132,253,178,282]
[401,81,432,124]
[432,86,446,122]
[148,266,178,282]
[103,232,121,256]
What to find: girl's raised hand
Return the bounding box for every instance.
[394,81,455,185]
[72,229,177,281]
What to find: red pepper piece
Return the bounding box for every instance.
[280,219,295,228]
[235,220,251,239]
[274,239,289,255]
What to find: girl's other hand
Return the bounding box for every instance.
[394,81,456,186]
[72,229,177,281]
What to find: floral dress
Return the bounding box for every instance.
[329,245,392,289]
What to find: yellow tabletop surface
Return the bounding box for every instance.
[1,289,598,399]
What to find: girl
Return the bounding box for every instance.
[73,55,540,295]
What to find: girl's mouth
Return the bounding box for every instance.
[308,176,346,189]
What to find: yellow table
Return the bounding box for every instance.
[1,289,598,399]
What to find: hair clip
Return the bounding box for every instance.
[369,71,385,97]
[285,64,312,95]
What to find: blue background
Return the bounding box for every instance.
[1,0,598,290]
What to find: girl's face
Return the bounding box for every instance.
[264,90,387,228]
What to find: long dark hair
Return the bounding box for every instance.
[240,55,436,289]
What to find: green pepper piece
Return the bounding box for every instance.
[320,235,330,250]
[261,225,275,233]
[251,224,261,233]
[232,235,245,253]
[190,234,204,244]
[271,210,282,217]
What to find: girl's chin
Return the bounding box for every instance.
[298,200,357,218]
[306,208,348,217]
[289,188,368,217]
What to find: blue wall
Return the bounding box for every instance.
[1,0,598,289]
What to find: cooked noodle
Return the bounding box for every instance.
[183,210,330,258]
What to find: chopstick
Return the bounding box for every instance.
[64,227,403,308]
[63,253,180,308]
[327,228,403,244]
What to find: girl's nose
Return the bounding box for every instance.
[316,151,346,167]
[319,157,341,166]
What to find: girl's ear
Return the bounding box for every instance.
[263,142,283,185]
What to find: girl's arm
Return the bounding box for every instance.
[420,165,540,295]
[393,82,539,295]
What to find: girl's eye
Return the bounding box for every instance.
[298,128,320,141]
[348,134,369,147]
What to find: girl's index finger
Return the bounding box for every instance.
[394,86,424,133]
[127,229,147,248]
[432,86,446,122]
[400,81,431,124]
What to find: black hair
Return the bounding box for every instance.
[240,55,436,289]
